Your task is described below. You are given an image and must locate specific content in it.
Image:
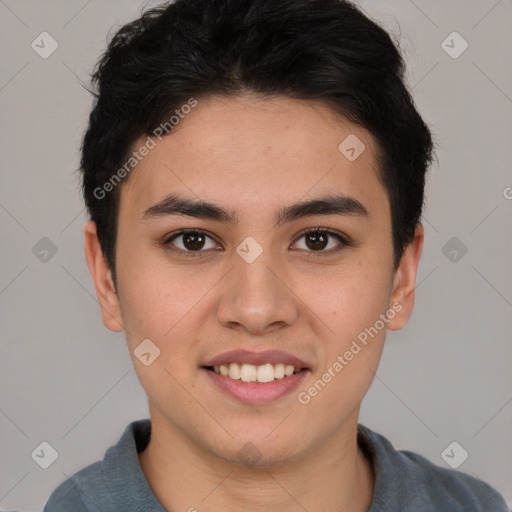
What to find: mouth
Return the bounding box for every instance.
[201,350,311,404]
[203,363,306,383]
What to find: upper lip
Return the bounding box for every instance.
[202,349,309,369]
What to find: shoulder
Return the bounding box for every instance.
[358,424,509,511]
[43,461,105,512]
[43,419,152,512]
[398,448,508,510]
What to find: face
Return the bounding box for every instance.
[85,94,423,466]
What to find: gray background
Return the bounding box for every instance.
[1,0,511,510]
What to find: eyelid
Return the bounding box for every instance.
[161,229,221,256]
[161,227,351,255]
[291,227,352,251]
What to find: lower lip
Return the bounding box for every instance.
[203,368,309,404]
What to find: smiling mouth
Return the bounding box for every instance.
[203,363,306,383]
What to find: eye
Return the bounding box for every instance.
[161,227,351,256]
[162,230,220,255]
[292,228,350,253]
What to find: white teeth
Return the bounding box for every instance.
[240,363,257,382]
[228,363,241,380]
[216,362,301,382]
[274,363,285,379]
[284,365,295,376]
[257,363,274,383]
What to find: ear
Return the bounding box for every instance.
[83,220,124,332]
[386,223,424,331]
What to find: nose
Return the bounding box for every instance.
[216,246,299,336]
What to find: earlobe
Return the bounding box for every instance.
[83,221,124,332]
[386,223,424,331]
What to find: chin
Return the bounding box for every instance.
[208,430,308,469]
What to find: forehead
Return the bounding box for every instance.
[119,94,387,222]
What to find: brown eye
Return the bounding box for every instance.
[304,231,329,250]
[182,232,206,250]
[293,229,349,253]
[164,230,218,254]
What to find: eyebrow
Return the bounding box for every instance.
[141,193,368,226]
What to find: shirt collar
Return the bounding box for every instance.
[101,419,411,511]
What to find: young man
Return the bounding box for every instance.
[44,0,508,510]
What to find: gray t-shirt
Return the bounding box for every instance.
[43,419,509,511]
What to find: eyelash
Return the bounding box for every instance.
[160,227,351,257]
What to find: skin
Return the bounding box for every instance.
[84,94,423,512]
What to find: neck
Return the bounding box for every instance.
[139,408,374,512]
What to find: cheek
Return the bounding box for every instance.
[116,245,199,339]
[317,283,388,378]
[312,260,392,337]
[116,250,212,389]
[298,279,389,423]
[297,259,391,401]
[118,273,170,344]
[116,258,201,408]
